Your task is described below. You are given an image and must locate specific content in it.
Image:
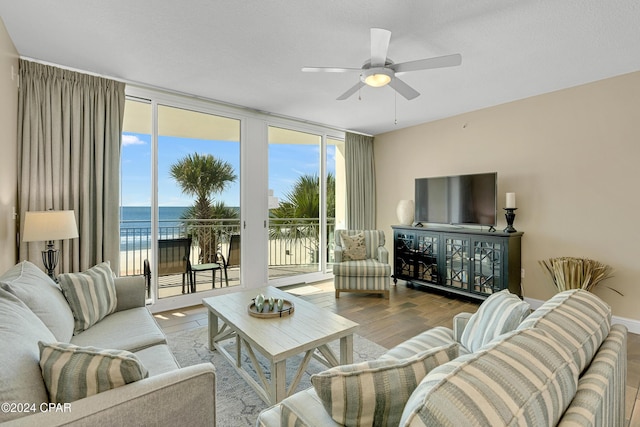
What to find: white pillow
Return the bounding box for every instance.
[0,261,75,341]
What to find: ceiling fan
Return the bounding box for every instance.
[302,28,462,101]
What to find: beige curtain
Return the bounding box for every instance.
[17,60,125,274]
[345,132,376,229]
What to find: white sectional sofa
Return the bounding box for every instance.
[257,289,627,426]
[0,261,215,426]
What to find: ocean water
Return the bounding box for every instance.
[120,206,188,250]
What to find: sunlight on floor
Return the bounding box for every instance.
[285,285,325,295]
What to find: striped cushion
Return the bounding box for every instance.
[340,232,367,261]
[380,326,469,360]
[58,262,118,335]
[38,341,148,403]
[559,324,627,426]
[459,289,530,352]
[401,328,579,427]
[333,259,391,277]
[517,289,611,373]
[312,343,458,427]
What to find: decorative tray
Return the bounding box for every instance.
[248,299,295,318]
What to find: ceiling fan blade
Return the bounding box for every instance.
[370,28,391,67]
[388,77,420,100]
[302,66,361,73]
[337,81,365,100]
[392,53,462,73]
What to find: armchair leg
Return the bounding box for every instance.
[335,290,340,298]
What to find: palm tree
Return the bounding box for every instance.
[270,173,335,262]
[170,153,237,262]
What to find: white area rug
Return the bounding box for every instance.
[166,326,386,427]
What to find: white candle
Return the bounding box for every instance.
[505,193,516,209]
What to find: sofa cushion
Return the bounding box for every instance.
[400,328,579,427]
[278,388,341,427]
[380,326,469,360]
[340,231,367,261]
[58,262,118,335]
[0,288,56,422]
[333,258,391,277]
[517,289,611,373]
[71,307,167,352]
[134,344,180,376]
[312,343,458,427]
[0,260,75,342]
[39,341,149,403]
[459,289,530,352]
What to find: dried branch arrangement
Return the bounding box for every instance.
[539,257,620,295]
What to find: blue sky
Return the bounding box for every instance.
[121,133,336,207]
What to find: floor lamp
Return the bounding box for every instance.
[22,210,79,280]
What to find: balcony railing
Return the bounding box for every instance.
[119,217,336,278]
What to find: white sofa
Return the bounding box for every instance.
[257,289,627,426]
[0,261,215,426]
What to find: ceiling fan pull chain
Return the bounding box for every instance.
[394,90,398,125]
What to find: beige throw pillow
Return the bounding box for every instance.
[340,232,366,261]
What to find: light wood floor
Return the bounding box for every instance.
[154,280,640,426]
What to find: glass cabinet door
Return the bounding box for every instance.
[444,237,470,290]
[416,234,438,283]
[472,240,502,295]
[394,232,414,279]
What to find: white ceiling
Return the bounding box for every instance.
[1,1,639,135]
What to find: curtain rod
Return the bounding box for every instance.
[19,56,373,138]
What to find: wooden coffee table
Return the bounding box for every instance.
[202,286,359,404]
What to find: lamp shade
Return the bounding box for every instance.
[22,210,79,242]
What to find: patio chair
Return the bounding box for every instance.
[188,234,232,290]
[157,237,192,294]
[216,233,240,287]
[332,229,391,298]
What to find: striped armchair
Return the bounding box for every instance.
[332,230,391,299]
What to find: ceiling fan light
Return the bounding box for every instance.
[364,73,391,87]
[361,67,393,87]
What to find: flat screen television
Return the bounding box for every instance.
[414,172,497,227]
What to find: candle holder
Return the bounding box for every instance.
[503,208,517,233]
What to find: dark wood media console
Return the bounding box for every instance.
[392,225,523,301]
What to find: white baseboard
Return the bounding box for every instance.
[524,297,640,335]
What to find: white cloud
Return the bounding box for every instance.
[122,134,146,146]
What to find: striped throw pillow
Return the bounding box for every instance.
[459,289,530,352]
[311,342,458,427]
[38,341,148,403]
[58,262,117,334]
[401,328,579,427]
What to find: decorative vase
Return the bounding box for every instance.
[396,200,415,225]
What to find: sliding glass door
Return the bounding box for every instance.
[267,126,345,285]
[156,105,241,297]
[121,89,345,308]
[120,98,241,301]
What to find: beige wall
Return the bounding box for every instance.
[0,18,18,271]
[375,71,640,321]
